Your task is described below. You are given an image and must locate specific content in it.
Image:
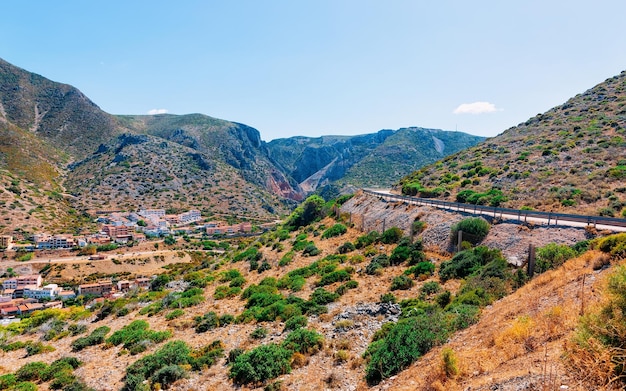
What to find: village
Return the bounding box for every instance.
[0,208,257,321]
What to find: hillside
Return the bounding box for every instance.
[268,128,485,194]
[399,70,626,217]
[0,193,623,391]
[65,133,285,219]
[0,59,303,235]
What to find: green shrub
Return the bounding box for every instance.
[123,340,215,391]
[355,231,379,249]
[281,328,324,354]
[420,281,441,295]
[390,275,414,291]
[195,312,220,333]
[229,344,292,385]
[283,195,327,230]
[107,320,171,353]
[165,309,184,320]
[250,327,268,340]
[364,313,450,384]
[15,362,48,382]
[150,365,187,388]
[302,244,321,256]
[450,218,490,245]
[404,262,435,278]
[322,224,347,239]
[284,315,308,331]
[337,241,355,254]
[381,227,404,244]
[535,243,577,273]
[596,233,626,258]
[439,246,504,281]
[380,293,397,304]
[278,251,295,266]
[0,374,16,390]
[317,269,351,286]
[310,288,339,305]
[24,342,54,357]
[71,326,110,351]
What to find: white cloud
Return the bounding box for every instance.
[147,108,169,115]
[453,101,501,115]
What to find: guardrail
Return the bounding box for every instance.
[362,189,626,229]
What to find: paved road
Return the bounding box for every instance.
[365,188,626,233]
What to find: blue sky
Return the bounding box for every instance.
[2,1,626,141]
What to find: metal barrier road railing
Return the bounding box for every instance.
[362,189,626,229]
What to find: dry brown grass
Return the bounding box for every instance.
[367,250,610,391]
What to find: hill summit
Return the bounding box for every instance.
[399,70,626,217]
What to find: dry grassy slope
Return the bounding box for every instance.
[0,196,611,391]
[0,218,452,391]
[374,250,612,391]
[399,70,626,216]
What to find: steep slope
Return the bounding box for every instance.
[65,133,287,219]
[268,128,485,194]
[118,114,303,201]
[0,58,122,161]
[399,71,626,217]
[0,58,302,235]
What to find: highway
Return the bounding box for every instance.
[364,189,626,233]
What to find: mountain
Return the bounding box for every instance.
[268,128,485,195]
[0,59,301,236]
[398,70,626,217]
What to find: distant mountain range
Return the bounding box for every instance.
[0,58,483,236]
[398,70,626,217]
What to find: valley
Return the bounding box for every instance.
[0,58,626,391]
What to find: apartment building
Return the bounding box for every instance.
[78,281,113,297]
[2,275,42,290]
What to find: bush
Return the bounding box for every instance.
[535,243,577,274]
[107,320,171,353]
[322,224,347,239]
[229,344,292,385]
[404,262,436,279]
[450,218,490,245]
[121,339,220,391]
[337,242,355,254]
[364,313,450,384]
[380,293,396,304]
[15,362,48,382]
[278,251,295,266]
[195,312,220,333]
[71,326,110,351]
[355,231,379,249]
[165,309,184,320]
[310,288,339,305]
[420,281,441,295]
[281,328,324,354]
[595,233,626,258]
[390,275,414,291]
[0,374,16,390]
[302,244,321,256]
[250,327,268,340]
[284,315,308,331]
[283,195,327,230]
[150,365,187,388]
[439,246,504,281]
[380,227,404,244]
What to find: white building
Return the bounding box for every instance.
[23,284,60,300]
[179,210,201,225]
